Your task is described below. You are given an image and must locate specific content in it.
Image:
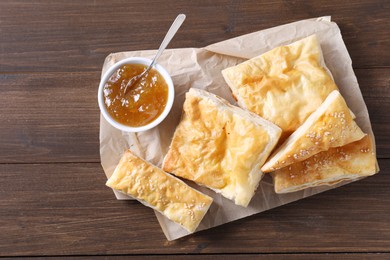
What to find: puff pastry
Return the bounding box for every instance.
[272,135,378,193]
[106,150,213,233]
[163,88,282,207]
[222,34,338,140]
[262,90,365,172]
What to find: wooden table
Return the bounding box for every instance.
[0,0,389,258]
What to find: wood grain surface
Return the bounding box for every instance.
[0,160,389,256]
[0,0,389,258]
[0,0,389,72]
[2,255,390,260]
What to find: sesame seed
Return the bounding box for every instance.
[306,132,316,139]
[300,150,309,156]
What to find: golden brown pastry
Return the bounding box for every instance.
[106,150,213,233]
[163,88,282,207]
[222,34,338,140]
[262,90,365,172]
[272,135,378,193]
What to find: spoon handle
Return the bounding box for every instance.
[150,14,186,68]
[123,14,186,96]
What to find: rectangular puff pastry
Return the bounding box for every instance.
[272,135,378,194]
[106,150,213,233]
[262,90,365,172]
[222,34,338,140]
[162,88,282,207]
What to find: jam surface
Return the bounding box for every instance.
[103,64,168,127]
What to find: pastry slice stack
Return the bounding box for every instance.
[261,90,365,172]
[272,135,377,193]
[262,90,377,193]
[221,34,378,194]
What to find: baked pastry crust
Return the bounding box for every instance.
[222,34,338,140]
[163,88,282,207]
[262,90,365,172]
[106,150,213,233]
[272,135,378,193]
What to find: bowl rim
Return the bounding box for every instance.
[97,57,175,132]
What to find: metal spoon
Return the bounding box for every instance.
[123,14,186,96]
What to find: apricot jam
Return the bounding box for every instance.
[103,64,168,127]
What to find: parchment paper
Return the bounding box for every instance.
[99,17,378,240]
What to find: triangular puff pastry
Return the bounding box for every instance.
[106,150,213,233]
[222,34,338,140]
[272,135,378,193]
[262,90,365,172]
[163,88,282,207]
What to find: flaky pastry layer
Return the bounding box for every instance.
[222,34,338,140]
[262,90,365,172]
[106,150,213,233]
[272,135,378,193]
[163,88,281,207]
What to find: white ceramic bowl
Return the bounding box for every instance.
[98,57,174,132]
